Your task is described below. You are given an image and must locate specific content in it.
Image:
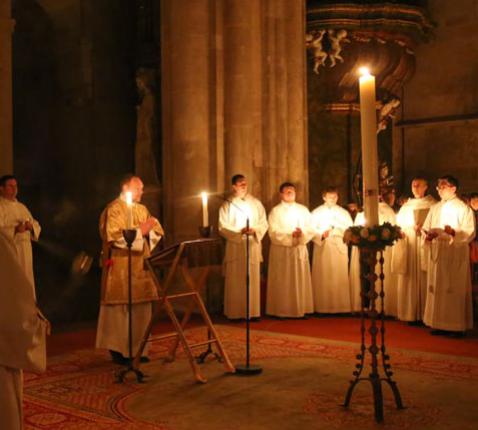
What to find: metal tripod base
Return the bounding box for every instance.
[343,376,404,423]
[235,364,263,376]
[196,346,222,364]
[115,364,145,383]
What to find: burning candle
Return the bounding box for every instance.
[358,67,379,227]
[125,191,133,229]
[201,192,209,227]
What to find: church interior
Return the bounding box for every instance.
[2,0,478,429]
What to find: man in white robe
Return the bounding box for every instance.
[422,175,475,336]
[393,177,436,323]
[311,187,353,313]
[96,175,163,364]
[267,182,314,317]
[0,175,41,298]
[0,232,47,430]
[350,201,398,315]
[219,174,268,319]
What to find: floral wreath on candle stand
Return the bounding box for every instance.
[343,222,403,250]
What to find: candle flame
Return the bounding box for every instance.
[201,191,208,204]
[125,191,133,206]
[358,66,371,77]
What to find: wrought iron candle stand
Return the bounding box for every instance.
[343,247,404,422]
[116,228,145,383]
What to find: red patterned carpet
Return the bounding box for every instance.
[25,323,478,430]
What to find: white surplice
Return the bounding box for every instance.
[350,203,398,315]
[311,204,353,313]
[422,196,475,331]
[0,197,41,298]
[0,232,47,430]
[393,195,436,321]
[266,202,314,317]
[219,194,268,319]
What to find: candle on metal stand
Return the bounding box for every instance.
[201,192,209,227]
[358,67,379,227]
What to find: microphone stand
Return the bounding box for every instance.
[116,228,144,383]
[234,216,262,376]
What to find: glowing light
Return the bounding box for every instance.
[358,66,371,77]
[125,191,133,229]
[201,192,209,227]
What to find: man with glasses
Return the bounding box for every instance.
[422,175,475,336]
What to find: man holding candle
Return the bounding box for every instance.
[311,187,353,313]
[393,177,436,323]
[219,174,268,320]
[267,182,314,318]
[0,175,41,299]
[422,175,475,336]
[96,175,164,364]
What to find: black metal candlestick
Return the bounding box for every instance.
[342,248,403,422]
[235,217,262,375]
[116,228,145,383]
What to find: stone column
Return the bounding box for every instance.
[0,0,14,175]
[261,0,309,207]
[161,0,309,239]
[161,0,216,242]
[223,0,262,192]
[223,0,309,208]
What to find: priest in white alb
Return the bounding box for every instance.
[267,182,314,318]
[393,177,436,323]
[422,175,475,336]
[0,175,41,298]
[350,198,398,315]
[0,232,48,430]
[219,174,268,319]
[311,187,353,313]
[96,175,163,364]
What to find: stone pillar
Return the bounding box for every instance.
[223,0,262,192]
[0,0,14,175]
[261,0,309,207]
[161,0,217,242]
[223,0,309,208]
[161,0,309,240]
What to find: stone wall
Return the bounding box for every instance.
[395,0,478,195]
[12,0,137,323]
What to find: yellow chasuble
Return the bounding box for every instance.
[99,198,163,305]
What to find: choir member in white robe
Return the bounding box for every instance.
[0,232,48,430]
[350,202,398,315]
[311,188,353,313]
[422,175,475,335]
[219,174,268,319]
[266,182,314,317]
[0,175,41,298]
[96,176,163,364]
[393,177,436,322]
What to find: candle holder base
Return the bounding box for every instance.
[235,363,263,376]
[199,225,212,238]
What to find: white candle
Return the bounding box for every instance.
[359,67,379,227]
[125,191,133,229]
[201,192,209,227]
